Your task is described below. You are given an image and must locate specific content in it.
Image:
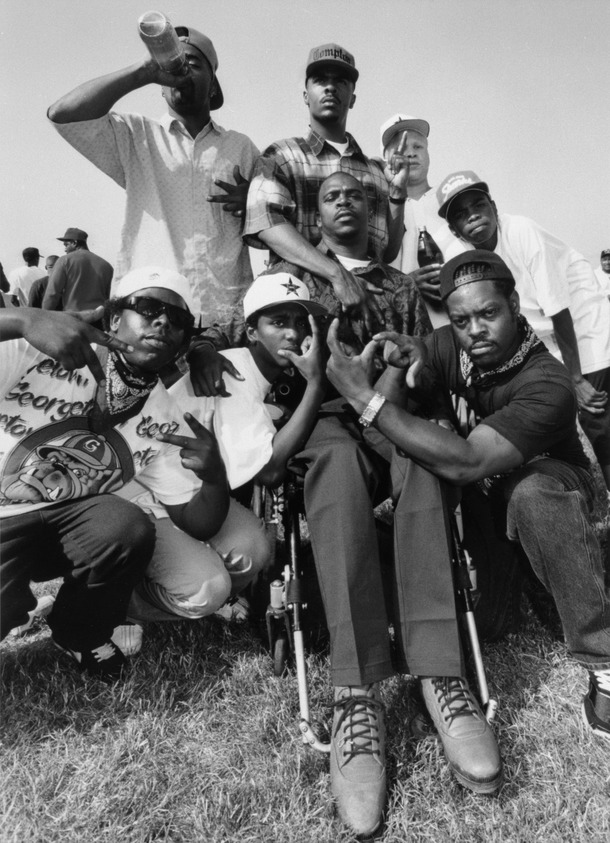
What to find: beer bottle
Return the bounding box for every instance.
[417,227,443,267]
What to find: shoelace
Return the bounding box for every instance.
[331,693,383,763]
[432,677,480,726]
[91,643,118,662]
[592,669,610,694]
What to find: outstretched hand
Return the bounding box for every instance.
[156,410,226,482]
[21,306,134,385]
[326,317,378,402]
[207,165,250,218]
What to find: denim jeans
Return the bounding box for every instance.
[501,457,610,669]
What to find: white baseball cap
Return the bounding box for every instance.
[243,273,328,320]
[114,266,195,314]
[380,113,430,154]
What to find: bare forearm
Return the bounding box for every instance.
[383,200,406,263]
[167,480,230,540]
[258,225,339,282]
[48,62,154,123]
[552,308,582,380]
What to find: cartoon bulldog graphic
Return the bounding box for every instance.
[0,432,124,505]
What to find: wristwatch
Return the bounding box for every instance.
[359,392,387,428]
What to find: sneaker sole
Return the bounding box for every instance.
[581,698,610,741]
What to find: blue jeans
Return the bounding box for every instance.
[501,457,610,670]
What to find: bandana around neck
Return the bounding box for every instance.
[89,349,158,432]
[459,315,543,388]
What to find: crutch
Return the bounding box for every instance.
[264,472,330,753]
[450,509,498,723]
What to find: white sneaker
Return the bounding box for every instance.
[214,595,250,622]
[111,621,143,656]
[9,595,55,636]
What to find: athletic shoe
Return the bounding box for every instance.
[111,621,143,657]
[582,668,610,741]
[214,595,250,622]
[330,684,386,836]
[53,638,126,681]
[421,676,503,794]
[9,595,55,636]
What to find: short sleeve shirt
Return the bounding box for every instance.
[244,129,390,260]
[53,113,259,342]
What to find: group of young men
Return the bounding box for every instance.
[2,23,609,838]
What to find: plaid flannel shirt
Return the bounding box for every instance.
[244,129,390,261]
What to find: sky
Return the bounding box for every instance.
[1,0,609,276]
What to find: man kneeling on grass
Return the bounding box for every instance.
[327,250,610,753]
[0,267,268,680]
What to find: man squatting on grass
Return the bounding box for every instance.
[0,268,269,680]
[326,250,610,827]
[121,271,327,627]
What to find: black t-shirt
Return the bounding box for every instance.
[418,325,588,469]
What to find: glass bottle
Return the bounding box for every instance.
[138,11,189,76]
[417,227,443,267]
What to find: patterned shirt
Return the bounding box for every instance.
[269,247,432,355]
[244,129,390,261]
[52,113,259,342]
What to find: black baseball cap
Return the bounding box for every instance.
[440,251,515,301]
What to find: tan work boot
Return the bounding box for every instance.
[330,684,386,836]
[421,676,502,794]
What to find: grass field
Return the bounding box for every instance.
[2,464,609,843]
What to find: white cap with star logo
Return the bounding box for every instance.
[243,272,328,320]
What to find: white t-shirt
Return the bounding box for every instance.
[170,347,276,490]
[0,340,200,519]
[8,266,46,306]
[494,214,610,373]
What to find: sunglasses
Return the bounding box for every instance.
[123,296,194,330]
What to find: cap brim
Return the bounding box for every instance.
[210,79,224,110]
[439,183,489,219]
[306,60,358,83]
[382,118,429,149]
[252,299,328,320]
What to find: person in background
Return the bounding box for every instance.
[47,25,258,348]
[42,228,113,320]
[438,170,610,491]
[28,255,59,308]
[8,247,46,307]
[379,113,466,326]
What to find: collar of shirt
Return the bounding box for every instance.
[316,242,390,290]
[305,128,366,160]
[159,112,219,140]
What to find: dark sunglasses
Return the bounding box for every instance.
[123,296,194,330]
